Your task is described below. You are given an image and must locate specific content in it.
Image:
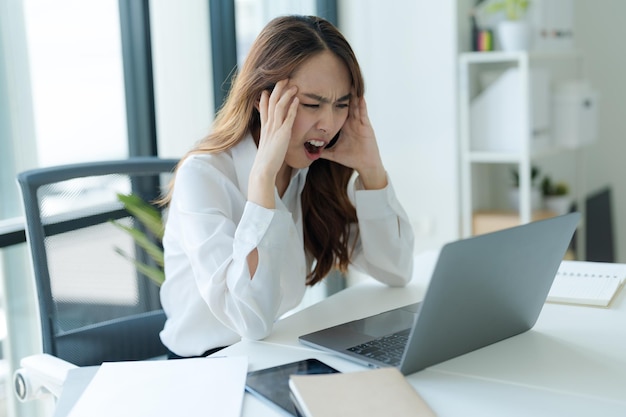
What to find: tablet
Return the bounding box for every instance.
[245,358,339,416]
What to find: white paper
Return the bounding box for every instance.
[547,261,626,307]
[67,356,248,417]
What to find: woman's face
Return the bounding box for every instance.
[284,50,352,169]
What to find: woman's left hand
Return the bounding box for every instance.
[321,96,387,189]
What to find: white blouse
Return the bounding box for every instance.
[159,135,415,356]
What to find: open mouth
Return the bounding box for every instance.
[304,140,325,155]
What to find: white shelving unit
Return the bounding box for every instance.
[458,50,586,239]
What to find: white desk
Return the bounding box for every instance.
[53,253,626,416]
[218,252,626,417]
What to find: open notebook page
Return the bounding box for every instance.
[547,260,626,307]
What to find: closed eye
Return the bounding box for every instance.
[302,103,319,108]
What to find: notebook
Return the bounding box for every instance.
[299,213,580,375]
[547,260,626,307]
[289,367,435,417]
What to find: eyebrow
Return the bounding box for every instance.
[302,93,352,104]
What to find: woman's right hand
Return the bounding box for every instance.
[248,79,299,209]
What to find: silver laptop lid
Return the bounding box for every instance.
[399,212,580,374]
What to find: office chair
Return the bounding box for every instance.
[12,157,178,401]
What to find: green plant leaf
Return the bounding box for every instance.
[485,0,530,21]
[114,247,165,286]
[511,165,541,187]
[111,193,167,287]
[110,220,164,267]
[485,2,506,14]
[554,182,569,195]
[116,193,165,240]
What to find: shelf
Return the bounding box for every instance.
[460,50,582,65]
[472,210,557,236]
[466,152,522,164]
[459,48,586,238]
[466,145,579,164]
[460,51,528,64]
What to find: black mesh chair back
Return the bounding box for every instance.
[17,157,178,366]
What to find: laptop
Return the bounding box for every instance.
[299,212,580,375]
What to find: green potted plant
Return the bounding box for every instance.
[110,193,166,286]
[510,165,540,188]
[486,0,530,20]
[541,176,571,215]
[509,165,542,211]
[485,0,532,51]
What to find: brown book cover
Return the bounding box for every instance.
[289,367,436,417]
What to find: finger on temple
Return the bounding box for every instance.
[259,90,270,125]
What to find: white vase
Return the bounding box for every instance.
[508,187,542,211]
[497,20,531,52]
[545,195,572,215]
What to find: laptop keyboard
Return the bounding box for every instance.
[346,328,410,366]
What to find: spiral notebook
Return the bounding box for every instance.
[547,260,626,307]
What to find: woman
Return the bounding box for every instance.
[159,15,414,358]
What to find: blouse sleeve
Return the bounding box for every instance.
[168,157,305,340]
[349,175,415,286]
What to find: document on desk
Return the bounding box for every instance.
[547,260,626,307]
[67,356,247,417]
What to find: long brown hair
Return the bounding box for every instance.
[162,15,365,285]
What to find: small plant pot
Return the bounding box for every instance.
[497,20,531,51]
[508,187,542,211]
[545,195,572,215]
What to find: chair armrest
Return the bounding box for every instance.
[13,353,78,401]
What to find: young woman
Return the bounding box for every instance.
[159,15,415,358]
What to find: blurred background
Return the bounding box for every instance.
[1,0,624,415]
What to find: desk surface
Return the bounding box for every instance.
[55,252,626,416]
[217,252,626,417]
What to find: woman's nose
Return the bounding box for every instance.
[317,108,334,135]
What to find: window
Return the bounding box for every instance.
[1,2,132,415]
[234,0,317,65]
[0,2,336,415]
[23,0,129,167]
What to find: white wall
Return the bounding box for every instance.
[150,0,214,159]
[149,0,462,255]
[339,0,460,253]
[573,0,626,262]
[150,0,626,262]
